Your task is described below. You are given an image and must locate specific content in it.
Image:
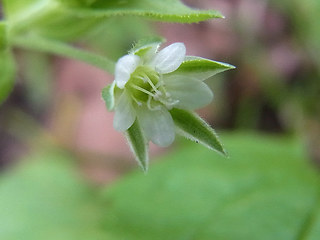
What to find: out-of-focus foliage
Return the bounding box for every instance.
[269,0,320,120]
[1,133,320,240]
[102,133,320,240]
[271,0,320,66]
[0,150,108,240]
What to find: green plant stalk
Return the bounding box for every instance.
[12,35,115,73]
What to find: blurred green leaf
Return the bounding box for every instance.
[32,0,222,41]
[0,150,108,240]
[61,0,223,23]
[57,0,98,7]
[102,133,320,240]
[2,0,44,20]
[0,22,7,50]
[5,0,222,42]
[3,0,100,42]
[1,134,320,239]
[0,49,15,104]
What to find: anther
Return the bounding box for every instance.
[142,73,160,94]
[130,84,156,98]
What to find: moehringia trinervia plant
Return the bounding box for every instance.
[102,38,235,171]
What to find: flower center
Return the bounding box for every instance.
[127,66,179,110]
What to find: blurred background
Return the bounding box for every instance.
[0,0,320,239]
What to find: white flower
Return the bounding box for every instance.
[112,42,213,147]
[102,40,234,170]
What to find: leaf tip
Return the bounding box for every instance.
[223,62,236,70]
[228,64,236,70]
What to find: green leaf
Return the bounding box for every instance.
[26,12,99,42]
[4,0,99,42]
[173,56,236,81]
[62,0,224,23]
[102,82,116,111]
[125,120,149,171]
[5,0,222,42]
[0,49,16,104]
[170,108,226,155]
[102,133,320,240]
[56,0,97,7]
[0,150,108,240]
[2,0,45,20]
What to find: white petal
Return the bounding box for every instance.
[115,54,140,89]
[150,42,186,74]
[137,106,175,147]
[163,75,213,110]
[114,91,136,131]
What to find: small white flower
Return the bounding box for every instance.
[112,42,213,147]
[102,39,234,170]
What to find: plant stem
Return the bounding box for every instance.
[12,35,115,73]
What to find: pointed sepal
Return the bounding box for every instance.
[101,81,115,111]
[125,120,149,171]
[173,56,235,81]
[170,108,227,156]
[130,36,165,60]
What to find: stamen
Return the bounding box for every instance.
[147,95,161,111]
[130,84,156,98]
[142,73,159,94]
[158,98,179,109]
[155,81,163,88]
[131,95,142,106]
[136,76,146,82]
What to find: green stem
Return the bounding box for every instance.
[12,35,115,73]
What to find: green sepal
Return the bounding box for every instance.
[101,82,116,111]
[125,120,149,172]
[170,108,227,156]
[0,49,16,104]
[130,36,165,57]
[174,56,235,81]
